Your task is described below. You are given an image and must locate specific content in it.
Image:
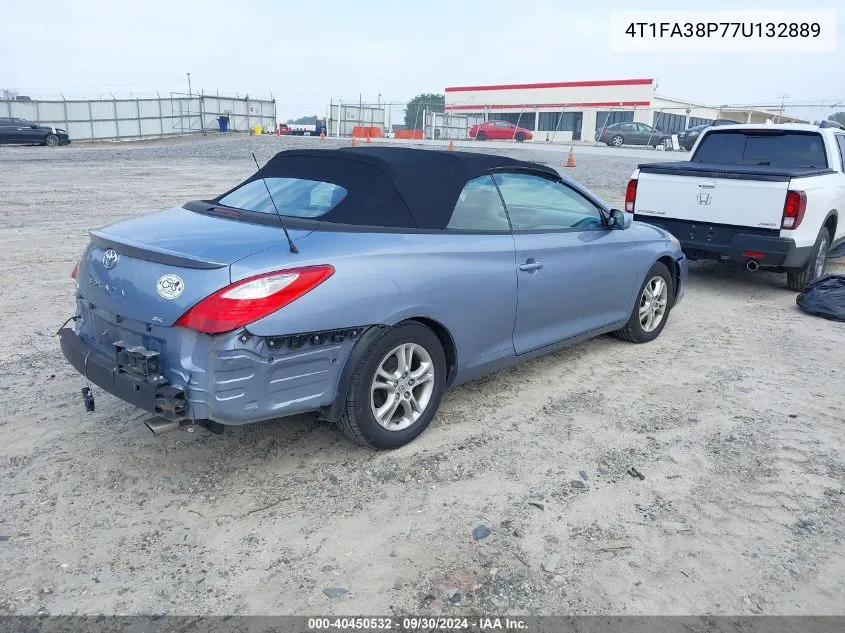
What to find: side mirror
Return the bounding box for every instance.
[30,124,38,129]
[607,208,632,230]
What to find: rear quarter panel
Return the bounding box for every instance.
[233,230,519,374]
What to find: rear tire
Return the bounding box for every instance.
[335,322,446,449]
[476,131,487,141]
[787,227,830,291]
[611,135,624,147]
[614,262,674,343]
[45,134,59,147]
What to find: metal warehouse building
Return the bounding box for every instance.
[444,78,807,142]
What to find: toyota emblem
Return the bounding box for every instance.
[102,249,119,269]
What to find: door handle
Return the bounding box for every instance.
[519,260,543,271]
[698,182,716,188]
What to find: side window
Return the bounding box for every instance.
[495,173,604,231]
[447,176,510,232]
[836,135,845,171]
[620,123,636,131]
[638,123,653,132]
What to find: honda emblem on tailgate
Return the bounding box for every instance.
[697,192,712,206]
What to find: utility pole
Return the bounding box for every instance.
[777,92,789,123]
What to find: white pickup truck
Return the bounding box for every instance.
[625,123,845,290]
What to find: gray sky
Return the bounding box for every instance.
[3,0,843,121]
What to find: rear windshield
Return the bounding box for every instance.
[692,131,828,168]
[217,177,348,217]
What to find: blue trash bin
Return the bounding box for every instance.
[217,116,229,133]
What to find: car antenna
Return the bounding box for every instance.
[251,152,298,254]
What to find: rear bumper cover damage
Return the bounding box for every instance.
[59,327,186,420]
[60,313,364,427]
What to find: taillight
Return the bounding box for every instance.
[175,265,335,334]
[624,179,638,213]
[71,260,79,279]
[600,127,607,135]
[781,190,806,230]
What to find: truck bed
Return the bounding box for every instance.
[638,161,833,182]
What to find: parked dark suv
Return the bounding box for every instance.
[596,122,669,148]
[677,120,741,151]
[0,117,70,146]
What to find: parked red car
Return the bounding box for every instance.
[469,120,533,142]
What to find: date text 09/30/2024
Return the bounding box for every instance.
[307,617,528,631]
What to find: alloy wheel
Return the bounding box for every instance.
[639,276,668,332]
[370,343,435,431]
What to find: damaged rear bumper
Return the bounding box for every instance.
[59,317,363,427]
[59,327,187,421]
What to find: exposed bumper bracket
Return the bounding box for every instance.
[59,327,188,422]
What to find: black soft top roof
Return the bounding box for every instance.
[219,146,558,230]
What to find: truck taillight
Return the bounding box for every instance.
[781,190,806,230]
[624,179,638,213]
[175,265,335,335]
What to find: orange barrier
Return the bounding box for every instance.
[394,129,423,140]
[351,126,383,139]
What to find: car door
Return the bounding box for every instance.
[491,121,511,140]
[627,123,647,145]
[0,118,12,143]
[495,172,641,354]
[10,118,40,144]
[441,175,519,369]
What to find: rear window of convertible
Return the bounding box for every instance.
[217,177,348,218]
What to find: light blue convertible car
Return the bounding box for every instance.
[60,147,687,449]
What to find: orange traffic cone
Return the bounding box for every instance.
[351,137,358,147]
[448,139,455,152]
[566,146,576,168]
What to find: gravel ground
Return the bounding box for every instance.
[1,134,844,617]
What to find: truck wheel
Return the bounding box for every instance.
[787,227,830,291]
[613,262,674,343]
[335,322,446,449]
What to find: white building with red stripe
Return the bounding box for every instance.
[444,78,806,142]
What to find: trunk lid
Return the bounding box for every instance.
[78,206,309,326]
[634,169,789,230]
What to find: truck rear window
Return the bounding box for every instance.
[692,131,828,169]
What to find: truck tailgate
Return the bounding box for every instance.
[634,170,789,230]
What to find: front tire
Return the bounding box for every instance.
[515,132,526,143]
[614,262,674,343]
[45,134,59,147]
[787,227,830,291]
[335,322,446,449]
